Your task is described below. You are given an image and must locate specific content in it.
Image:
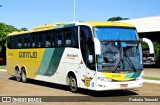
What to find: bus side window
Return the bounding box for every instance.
[80,26,96,70]
[28,34,31,47]
[72,27,78,48]
[36,33,41,47]
[35,33,44,48]
[65,28,72,47]
[18,36,22,48]
[56,30,62,47]
[11,36,17,48]
[80,27,87,64]
[51,31,56,47]
[41,33,46,47]
[7,37,11,49]
[61,30,65,46]
[46,32,51,47]
[31,34,36,48]
[23,35,29,48]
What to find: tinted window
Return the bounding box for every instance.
[7,26,79,49]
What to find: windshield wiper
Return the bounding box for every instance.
[124,50,136,72]
[113,42,125,73]
[112,57,120,73]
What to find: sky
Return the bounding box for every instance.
[0,0,160,30]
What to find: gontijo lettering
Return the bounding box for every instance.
[19,52,37,58]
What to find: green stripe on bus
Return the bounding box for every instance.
[36,48,65,76]
[124,72,134,78]
[130,71,141,78]
[124,71,142,78]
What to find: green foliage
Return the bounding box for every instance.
[20,28,28,31]
[0,23,19,40]
[141,42,149,49]
[107,16,129,21]
[0,66,6,69]
[0,22,19,52]
[153,41,160,61]
[144,76,160,80]
[0,45,2,52]
[0,23,28,53]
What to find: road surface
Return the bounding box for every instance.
[0,70,160,105]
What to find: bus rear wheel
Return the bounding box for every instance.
[21,68,27,83]
[15,68,21,82]
[69,75,78,92]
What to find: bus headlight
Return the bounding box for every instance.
[136,76,143,80]
[98,77,112,82]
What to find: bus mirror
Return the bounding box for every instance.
[94,38,101,55]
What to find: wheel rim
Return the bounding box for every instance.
[16,70,21,80]
[70,77,77,90]
[22,71,26,81]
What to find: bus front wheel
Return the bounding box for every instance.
[15,68,21,82]
[69,75,78,92]
[21,68,27,83]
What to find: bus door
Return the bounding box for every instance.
[79,26,96,89]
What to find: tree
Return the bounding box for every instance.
[153,41,160,64]
[108,16,129,21]
[0,23,19,53]
[19,28,28,31]
[0,23,19,41]
[141,42,149,49]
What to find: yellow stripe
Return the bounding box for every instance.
[7,48,45,78]
[102,73,134,81]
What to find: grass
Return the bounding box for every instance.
[0,65,6,69]
[144,76,160,81]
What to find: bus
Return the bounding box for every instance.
[7,21,143,92]
[142,38,156,66]
[143,49,156,65]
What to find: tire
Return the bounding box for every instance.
[21,69,27,83]
[15,68,21,82]
[69,75,78,92]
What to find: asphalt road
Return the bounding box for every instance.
[0,70,160,105]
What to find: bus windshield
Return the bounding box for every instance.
[94,27,143,72]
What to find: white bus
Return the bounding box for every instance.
[7,21,143,92]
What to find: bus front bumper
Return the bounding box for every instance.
[95,80,143,91]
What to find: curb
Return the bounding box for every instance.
[0,69,7,71]
[144,80,160,84]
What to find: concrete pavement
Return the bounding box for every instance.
[143,68,160,84]
[1,68,160,84]
[144,68,160,78]
[0,69,7,71]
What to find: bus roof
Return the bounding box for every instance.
[83,21,135,27]
[8,21,135,36]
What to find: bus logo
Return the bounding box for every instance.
[19,52,37,58]
[82,77,93,87]
[66,54,78,60]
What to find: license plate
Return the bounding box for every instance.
[120,84,128,88]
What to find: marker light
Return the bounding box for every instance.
[98,77,112,82]
[136,76,143,80]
